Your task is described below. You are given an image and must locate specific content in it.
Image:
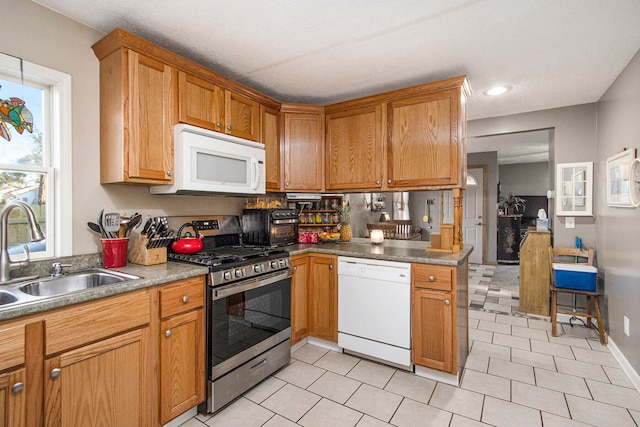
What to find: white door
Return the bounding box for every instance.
[464,169,484,264]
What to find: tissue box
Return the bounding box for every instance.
[536,218,549,231]
[553,264,597,291]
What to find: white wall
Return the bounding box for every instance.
[595,47,640,373]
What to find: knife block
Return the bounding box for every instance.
[128,234,167,265]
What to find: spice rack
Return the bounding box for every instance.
[294,195,342,232]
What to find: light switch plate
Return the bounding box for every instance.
[565,217,575,228]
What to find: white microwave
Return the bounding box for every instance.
[150,124,266,195]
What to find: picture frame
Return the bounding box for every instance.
[556,162,593,216]
[606,149,636,207]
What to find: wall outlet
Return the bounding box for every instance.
[565,217,575,229]
[624,316,630,336]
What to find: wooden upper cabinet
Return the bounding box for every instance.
[178,71,224,132]
[96,48,174,184]
[325,105,383,190]
[387,89,460,189]
[225,91,260,141]
[178,72,260,141]
[282,106,324,192]
[260,105,281,191]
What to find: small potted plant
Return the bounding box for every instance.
[499,193,526,215]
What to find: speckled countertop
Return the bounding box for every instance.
[285,237,473,266]
[0,259,208,322]
[0,239,471,322]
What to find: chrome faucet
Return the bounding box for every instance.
[0,201,46,283]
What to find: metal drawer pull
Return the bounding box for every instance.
[444,299,450,306]
[429,276,435,282]
[329,264,333,270]
[50,368,61,378]
[11,382,24,393]
[182,295,189,303]
[166,330,172,337]
[250,359,267,371]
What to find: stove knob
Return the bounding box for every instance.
[235,269,243,278]
[223,271,232,281]
[270,261,278,269]
[253,264,262,273]
[278,259,286,268]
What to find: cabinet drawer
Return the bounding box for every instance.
[0,321,25,371]
[413,264,452,291]
[159,277,205,319]
[45,289,151,355]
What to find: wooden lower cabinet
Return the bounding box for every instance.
[0,368,25,427]
[159,277,205,424]
[290,254,309,345]
[307,254,338,342]
[44,328,151,427]
[0,275,207,427]
[411,263,457,375]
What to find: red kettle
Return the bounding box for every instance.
[171,223,204,254]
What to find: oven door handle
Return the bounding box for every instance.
[214,270,292,299]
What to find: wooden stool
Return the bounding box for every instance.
[548,246,606,345]
[550,286,606,345]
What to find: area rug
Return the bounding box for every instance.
[468,264,521,315]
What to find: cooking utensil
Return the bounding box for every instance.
[103,212,121,239]
[171,223,203,254]
[97,209,106,238]
[125,214,142,237]
[87,222,102,235]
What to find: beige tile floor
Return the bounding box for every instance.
[184,267,640,427]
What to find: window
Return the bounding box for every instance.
[0,54,72,259]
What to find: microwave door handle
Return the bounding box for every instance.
[250,157,259,190]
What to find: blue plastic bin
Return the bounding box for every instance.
[552,263,597,291]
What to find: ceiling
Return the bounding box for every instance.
[34,0,640,122]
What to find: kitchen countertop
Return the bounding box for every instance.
[286,237,473,266]
[1,238,471,322]
[0,261,209,322]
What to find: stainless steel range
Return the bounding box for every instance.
[166,216,291,414]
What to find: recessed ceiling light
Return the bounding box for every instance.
[484,86,510,96]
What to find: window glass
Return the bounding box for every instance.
[1,76,51,257]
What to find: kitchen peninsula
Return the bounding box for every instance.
[287,238,471,385]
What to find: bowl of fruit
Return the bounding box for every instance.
[319,232,341,243]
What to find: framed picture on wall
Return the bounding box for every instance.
[556,162,593,216]
[606,149,636,207]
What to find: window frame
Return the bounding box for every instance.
[0,54,73,258]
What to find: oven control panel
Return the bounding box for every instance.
[212,256,290,286]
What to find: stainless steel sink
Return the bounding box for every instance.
[17,269,140,298]
[0,290,18,306]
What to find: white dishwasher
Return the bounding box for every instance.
[338,256,412,368]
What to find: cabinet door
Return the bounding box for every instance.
[44,328,151,427]
[160,309,205,424]
[412,288,453,373]
[307,256,337,342]
[127,51,174,183]
[326,105,383,190]
[283,112,324,191]
[178,71,224,132]
[261,105,281,191]
[225,91,260,141]
[387,89,460,188]
[0,369,25,427]
[291,255,309,345]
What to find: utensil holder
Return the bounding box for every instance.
[101,238,129,268]
[128,234,167,266]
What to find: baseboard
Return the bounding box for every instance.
[161,406,197,427]
[306,336,342,352]
[290,338,308,353]
[606,337,640,394]
[415,365,459,386]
